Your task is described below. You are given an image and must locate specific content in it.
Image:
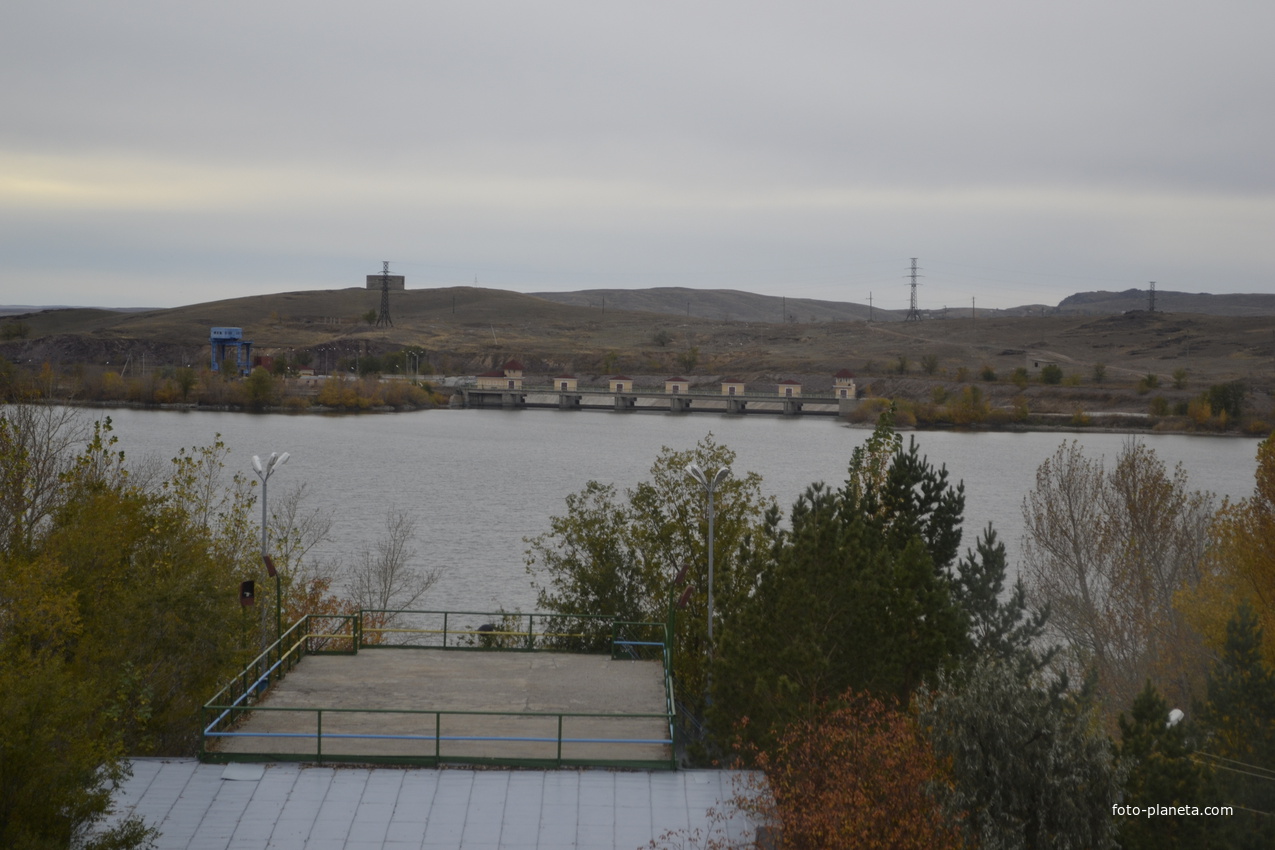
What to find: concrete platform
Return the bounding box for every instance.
[208,650,672,766]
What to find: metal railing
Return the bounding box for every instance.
[200,609,677,770]
[356,609,619,651]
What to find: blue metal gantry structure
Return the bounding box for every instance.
[210,327,254,376]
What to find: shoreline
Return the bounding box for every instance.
[35,397,1262,438]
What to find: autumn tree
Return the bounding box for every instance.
[174,366,198,402]
[737,692,967,850]
[0,411,265,847]
[1184,431,1275,662]
[348,510,442,643]
[1021,440,1214,715]
[0,404,86,556]
[243,366,278,409]
[265,482,352,625]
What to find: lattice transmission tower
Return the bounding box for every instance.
[905,258,922,321]
[376,260,394,327]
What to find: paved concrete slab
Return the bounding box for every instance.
[104,759,760,850]
[210,650,671,765]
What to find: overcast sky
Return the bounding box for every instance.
[3,1,1273,311]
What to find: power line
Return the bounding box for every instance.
[1194,751,1275,781]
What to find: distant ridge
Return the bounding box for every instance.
[529,286,1275,321]
[0,304,153,316]
[7,286,1275,327]
[528,287,903,323]
[1056,289,1275,316]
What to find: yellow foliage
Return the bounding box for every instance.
[1187,397,1214,427]
[1179,431,1275,660]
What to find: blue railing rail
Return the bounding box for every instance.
[199,613,358,748]
[201,704,675,769]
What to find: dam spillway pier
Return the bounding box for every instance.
[453,385,855,416]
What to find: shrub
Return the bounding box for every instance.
[1092,363,1107,383]
[845,397,891,424]
[1207,381,1246,419]
[948,385,990,426]
[980,364,997,382]
[0,320,29,340]
[1187,397,1214,427]
[893,402,918,428]
[921,354,940,375]
[1011,368,1029,389]
[728,693,968,850]
[1040,364,1063,385]
[676,347,699,372]
[1172,368,1189,390]
[1149,396,1170,417]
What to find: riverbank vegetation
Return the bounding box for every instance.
[0,355,446,412]
[3,350,1270,437]
[4,344,1269,435]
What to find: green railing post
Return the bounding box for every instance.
[557,714,564,766]
[316,709,322,764]
[443,612,449,648]
[435,713,441,762]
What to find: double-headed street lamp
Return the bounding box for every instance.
[252,451,289,643]
[685,462,731,653]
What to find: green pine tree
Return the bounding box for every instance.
[919,659,1122,850]
[1198,603,1275,848]
[1117,681,1218,850]
[713,412,1011,753]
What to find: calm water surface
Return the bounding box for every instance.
[96,408,1261,611]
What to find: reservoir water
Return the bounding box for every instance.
[94,407,1262,612]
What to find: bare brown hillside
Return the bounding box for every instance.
[1,288,1271,405]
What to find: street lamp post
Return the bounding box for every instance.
[252,451,290,643]
[685,463,731,653]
